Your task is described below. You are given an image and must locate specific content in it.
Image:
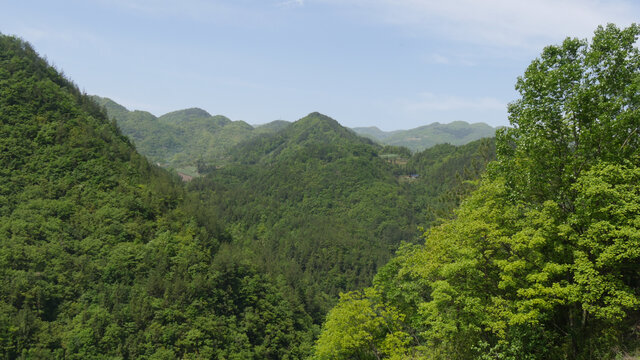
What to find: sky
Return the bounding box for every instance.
[1,0,638,129]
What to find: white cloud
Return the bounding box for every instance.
[318,0,638,50]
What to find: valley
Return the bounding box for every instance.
[1,22,640,360]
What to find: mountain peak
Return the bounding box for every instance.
[289,112,356,141]
[159,107,212,121]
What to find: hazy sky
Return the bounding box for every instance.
[1,0,638,129]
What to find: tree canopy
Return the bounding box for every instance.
[314,23,640,360]
[0,34,313,359]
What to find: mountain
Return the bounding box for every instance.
[253,119,291,134]
[1,33,501,359]
[93,96,283,172]
[157,107,220,126]
[0,35,312,358]
[352,120,497,151]
[92,96,184,162]
[350,125,389,140]
[229,112,376,164]
[98,93,495,172]
[191,112,495,323]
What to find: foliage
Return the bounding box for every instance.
[313,23,640,359]
[0,34,313,358]
[93,97,286,170]
[313,288,412,360]
[189,113,495,325]
[0,30,503,360]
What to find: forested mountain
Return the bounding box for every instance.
[189,112,495,324]
[97,95,495,174]
[314,24,640,360]
[352,120,496,152]
[8,22,633,360]
[92,96,287,173]
[0,34,314,359]
[253,120,291,134]
[0,32,499,359]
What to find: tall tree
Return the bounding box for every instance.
[314,23,640,360]
[498,23,640,207]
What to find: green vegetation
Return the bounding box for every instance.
[93,96,290,172]
[0,34,497,359]
[6,21,635,360]
[253,120,291,134]
[313,23,640,359]
[189,113,494,325]
[352,121,496,152]
[0,34,313,359]
[97,95,493,173]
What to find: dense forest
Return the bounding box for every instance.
[187,114,494,324]
[0,33,494,358]
[1,22,638,360]
[0,34,313,359]
[96,81,496,328]
[91,96,289,173]
[94,95,495,175]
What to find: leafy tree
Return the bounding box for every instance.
[498,23,640,207]
[314,23,640,360]
[314,288,412,360]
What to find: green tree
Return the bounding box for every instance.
[314,23,640,360]
[498,23,640,207]
[314,288,412,360]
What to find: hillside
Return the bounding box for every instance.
[0,35,313,358]
[253,119,291,134]
[1,32,516,360]
[93,96,281,171]
[191,112,495,323]
[97,95,494,171]
[352,120,496,151]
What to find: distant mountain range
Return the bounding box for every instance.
[92,96,287,172]
[351,121,497,152]
[189,110,496,324]
[94,96,496,172]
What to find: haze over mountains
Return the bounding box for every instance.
[94,95,497,173]
[352,121,497,151]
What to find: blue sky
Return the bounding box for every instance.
[1,0,638,129]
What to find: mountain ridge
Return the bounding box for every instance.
[0,34,312,358]
[352,120,496,151]
[227,112,377,165]
[96,96,497,170]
